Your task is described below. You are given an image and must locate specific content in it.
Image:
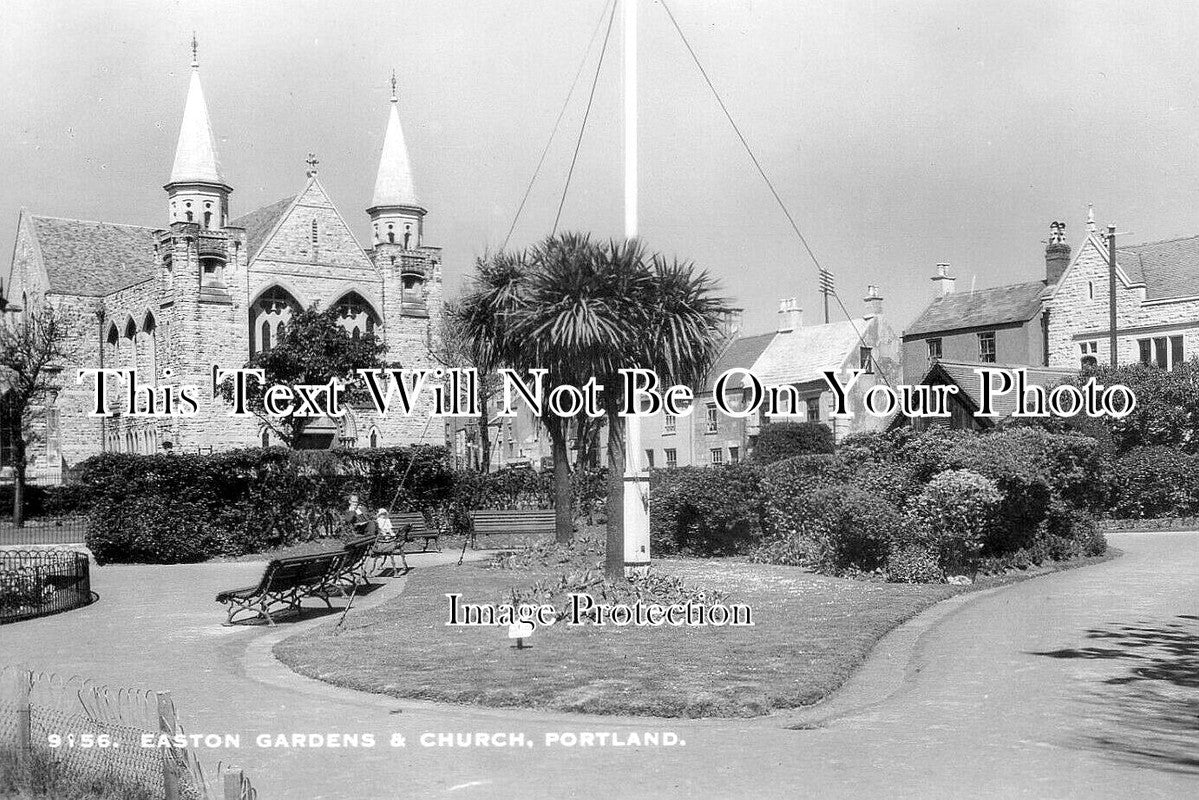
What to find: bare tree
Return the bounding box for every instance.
[0,302,77,526]
[429,299,501,473]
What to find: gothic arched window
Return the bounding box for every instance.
[331,292,380,339]
[124,318,138,373]
[140,313,157,384]
[369,429,379,448]
[311,219,319,245]
[249,287,302,355]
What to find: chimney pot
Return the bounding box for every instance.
[931,263,956,296]
[864,284,883,318]
[777,298,802,332]
[1045,221,1071,284]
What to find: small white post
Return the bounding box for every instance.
[14,670,31,762]
[223,768,244,800]
[156,691,180,800]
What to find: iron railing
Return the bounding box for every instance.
[0,550,93,624]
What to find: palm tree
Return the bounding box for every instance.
[513,234,731,578]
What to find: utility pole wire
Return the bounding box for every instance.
[658,0,893,390]
[553,0,620,236]
[503,0,616,251]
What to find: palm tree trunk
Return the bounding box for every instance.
[604,412,625,581]
[477,410,491,473]
[551,432,572,544]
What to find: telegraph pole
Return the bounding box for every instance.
[622,0,651,575]
[1107,224,1118,367]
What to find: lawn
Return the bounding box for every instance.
[275,557,963,718]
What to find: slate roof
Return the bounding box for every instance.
[931,360,1075,419]
[29,216,157,296]
[904,281,1047,338]
[1116,234,1199,300]
[751,318,873,386]
[704,331,776,389]
[229,196,295,261]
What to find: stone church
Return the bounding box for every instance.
[3,46,444,481]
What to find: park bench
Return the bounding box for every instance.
[372,512,440,573]
[325,532,380,594]
[467,509,557,551]
[215,552,344,626]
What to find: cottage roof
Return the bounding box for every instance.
[930,360,1075,418]
[904,281,1047,338]
[705,331,776,389]
[751,318,874,386]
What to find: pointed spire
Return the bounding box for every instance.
[370,73,420,209]
[168,37,226,186]
[1087,203,1096,234]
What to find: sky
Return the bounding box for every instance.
[4,0,1199,335]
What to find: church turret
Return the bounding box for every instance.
[164,37,231,230]
[367,72,426,250]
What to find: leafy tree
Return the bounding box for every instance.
[219,306,387,447]
[751,421,835,464]
[1043,360,1199,454]
[0,303,77,526]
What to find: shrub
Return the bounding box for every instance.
[886,544,942,583]
[908,469,1000,575]
[761,454,847,539]
[754,485,907,575]
[752,421,834,464]
[1108,446,1199,519]
[650,465,765,556]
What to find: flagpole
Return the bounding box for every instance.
[622,0,651,574]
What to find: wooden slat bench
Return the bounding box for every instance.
[215,552,344,626]
[467,509,557,551]
[390,512,440,552]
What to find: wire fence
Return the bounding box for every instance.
[0,667,258,799]
[0,550,93,623]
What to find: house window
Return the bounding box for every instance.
[710,448,723,465]
[663,413,676,434]
[978,331,996,363]
[927,338,942,361]
[806,397,820,422]
[729,446,740,464]
[1138,335,1185,370]
[1079,341,1098,369]
[859,346,874,374]
[645,449,654,469]
[705,404,718,434]
[664,448,677,468]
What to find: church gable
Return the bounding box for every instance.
[250,177,375,275]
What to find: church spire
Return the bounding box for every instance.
[166,36,231,228]
[368,71,425,249]
[369,74,420,210]
[169,38,225,186]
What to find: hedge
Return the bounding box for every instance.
[649,465,766,556]
[751,421,835,464]
[79,447,454,564]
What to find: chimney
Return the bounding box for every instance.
[931,263,956,297]
[863,284,883,318]
[777,298,802,332]
[1045,221,1071,284]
